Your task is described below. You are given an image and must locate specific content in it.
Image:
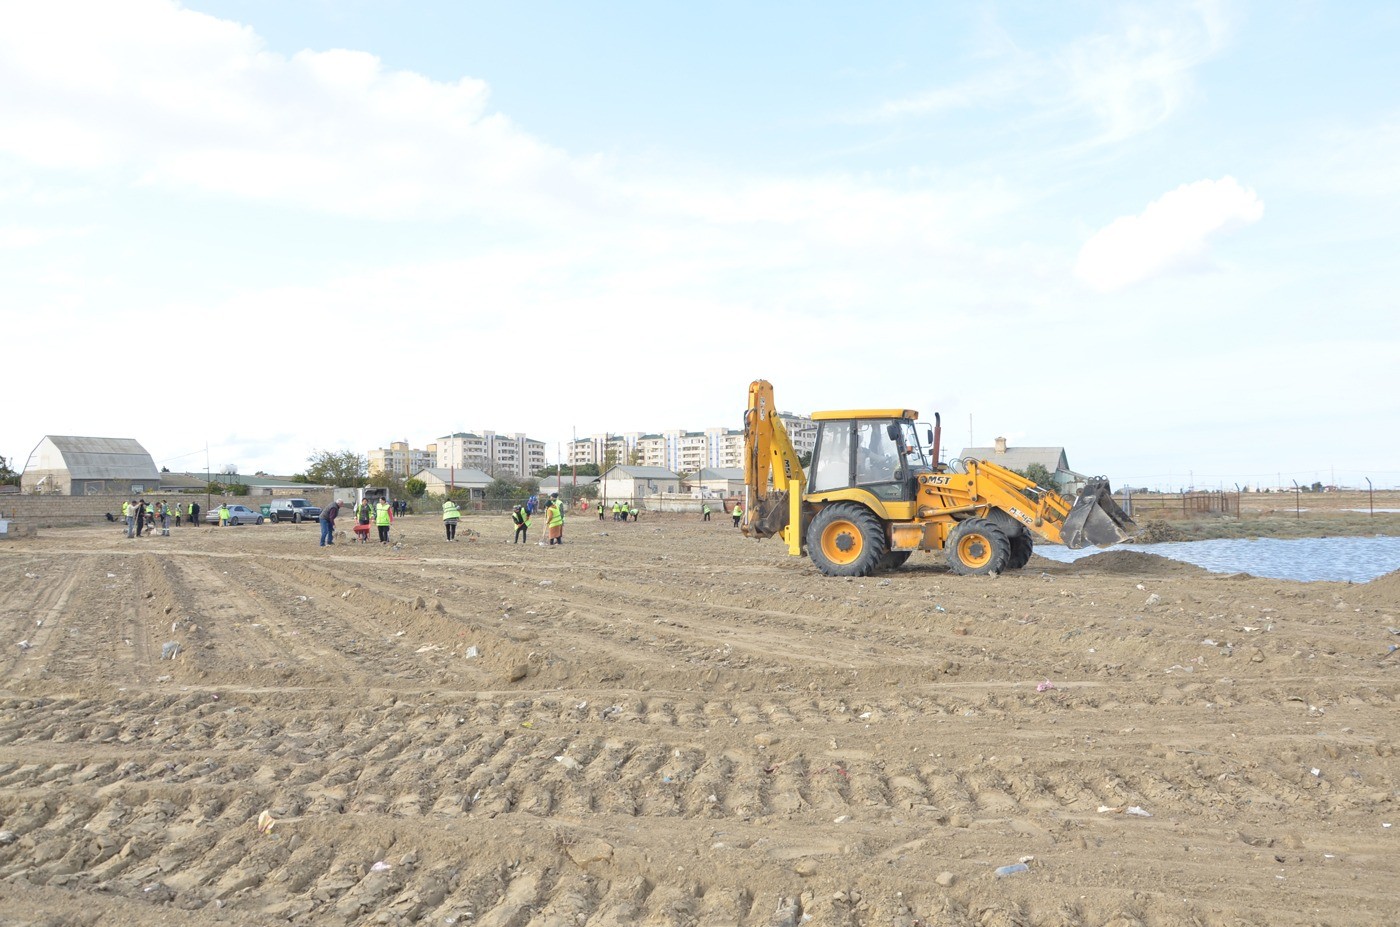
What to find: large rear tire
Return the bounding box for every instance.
[807,503,887,577]
[1006,532,1033,570]
[946,518,1011,575]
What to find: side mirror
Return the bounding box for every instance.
[886,423,901,440]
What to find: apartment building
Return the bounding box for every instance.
[436,431,547,478]
[367,441,436,479]
[568,416,810,475]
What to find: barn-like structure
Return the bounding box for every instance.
[21,436,160,496]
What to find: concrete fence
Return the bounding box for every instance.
[0,491,335,530]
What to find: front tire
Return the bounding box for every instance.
[947,518,1011,575]
[293,512,302,524]
[807,503,887,577]
[1006,532,1033,569]
[255,516,264,525]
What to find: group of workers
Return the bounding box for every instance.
[121,498,194,537]
[503,492,565,544]
[603,501,639,521]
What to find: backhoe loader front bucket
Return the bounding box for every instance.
[1062,479,1136,549]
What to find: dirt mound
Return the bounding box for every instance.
[1063,548,1210,577]
[1356,566,1400,604]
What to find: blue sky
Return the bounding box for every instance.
[2,0,1396,489]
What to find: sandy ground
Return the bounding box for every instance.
[0,514,1397,927]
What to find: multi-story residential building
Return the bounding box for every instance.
[368,441,436,479]
[436,431,547,478]
[777,413,817,457]
[567,417,809,475]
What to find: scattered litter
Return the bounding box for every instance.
[464,646,480,658]
[370,860,391,872]
[1240,626,1260,632]
[107,573,116,578]
[934,605,946,613]
[539,580,553,586]
[256,810,277,835]
[1145,593,1161,606]
[554,755,581,770]
[414,644,441,654]
[160,641,180,660]
[1098,805,1152,817]
[994,862,1029,877]
[17,640,31,651]
[1036,680,1056,692]
[1311,768,1321,777]
[1202,639,1217,646]
[0,830,16,845]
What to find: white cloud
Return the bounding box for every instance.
[1074,176,1263,292]
[1060,1,1230,144]
[864,1,1230,145]
[0,0,582,219]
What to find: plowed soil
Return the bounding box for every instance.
[1,516,1397,927]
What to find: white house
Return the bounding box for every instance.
[597,465,681,505]
[412,467,494,502]
[685,467,745,498]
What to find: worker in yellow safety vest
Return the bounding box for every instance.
[375,499,393,544]
[732,502,744,528]
[546,499,565,546]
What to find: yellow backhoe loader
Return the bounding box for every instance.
[741,379,1135,576]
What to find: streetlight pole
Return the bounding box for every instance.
[1366,476,1373,516]
[1292,480,1300,519]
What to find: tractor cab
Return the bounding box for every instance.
[808,410,927,502]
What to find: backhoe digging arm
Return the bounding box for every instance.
[742,379,806,555]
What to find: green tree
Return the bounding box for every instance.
[487,476,536,509]
[306,450,368,487]
[405,478,427,498]
[535,463,600,478]
[1016,462,1057,491]
[559,482,599,504]
[0,454,19,487]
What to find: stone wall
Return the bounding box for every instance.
[0,491,335,529]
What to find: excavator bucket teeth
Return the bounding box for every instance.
[744,491,791,539]
[1062,479,1136,549]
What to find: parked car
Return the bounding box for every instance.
[206,504,264,525]
[268,499,322,523]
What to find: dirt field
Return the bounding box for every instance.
[1,514,1397,926]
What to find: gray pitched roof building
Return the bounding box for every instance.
[22,435,160,495]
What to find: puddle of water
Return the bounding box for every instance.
[1345,508,1400,514]
[1035,535,1400,583]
